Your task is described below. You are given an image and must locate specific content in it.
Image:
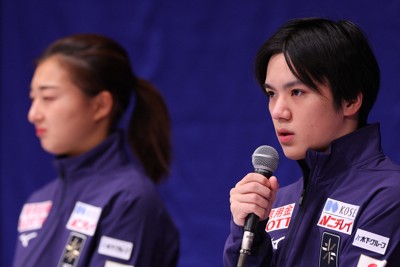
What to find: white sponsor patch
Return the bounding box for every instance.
[356,254,387,267]
[104,260,134,267]
[265,203,295,232]
[66,201,102,236]
[317,198,359,235]
[18,201,52,232]
[98,236,133,260]
[352,229,390,255]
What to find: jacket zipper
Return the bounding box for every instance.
[276,188,307,266]
[276,163,312,267]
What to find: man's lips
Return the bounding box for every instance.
[277,129,294,143]
[277,128,294,136]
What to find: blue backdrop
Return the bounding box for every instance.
[1,1,399,266]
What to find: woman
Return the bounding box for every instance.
[14,34,179,267]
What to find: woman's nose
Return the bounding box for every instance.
[27,100,43,124]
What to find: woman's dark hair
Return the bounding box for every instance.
[255,18,380,127]
[37,34,171,183]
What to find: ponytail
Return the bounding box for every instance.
[39,34,172,183]
[128,78,171,183]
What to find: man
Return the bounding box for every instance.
[224,18,400,267]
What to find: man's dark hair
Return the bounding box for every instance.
[255,18,380,127]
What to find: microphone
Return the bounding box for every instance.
[237,145,279,267]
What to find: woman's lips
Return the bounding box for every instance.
[35,128,46,137]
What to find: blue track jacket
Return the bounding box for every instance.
[14,131,179,267]
[224,124,400,267]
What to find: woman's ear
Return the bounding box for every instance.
[343,92,363,117]
[92,90,113,122]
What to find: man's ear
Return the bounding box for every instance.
[343,92,363,117]
[92,90,113,122]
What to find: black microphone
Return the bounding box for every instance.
[237,145,279,267]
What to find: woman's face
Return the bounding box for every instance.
[28,55,105,156]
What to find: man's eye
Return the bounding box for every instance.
[265,91,275,98]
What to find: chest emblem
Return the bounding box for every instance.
[317,198,359,235]
[265,203,295,232]
[66,201,102,236]
[58,232,86,267]
[319,232,340,267]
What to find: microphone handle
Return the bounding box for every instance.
[244,213,259,232]
[254,168,273,179]
[237,169,273,267]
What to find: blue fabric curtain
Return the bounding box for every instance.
[1,1,399,266]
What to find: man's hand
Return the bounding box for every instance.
[230,173,279,226]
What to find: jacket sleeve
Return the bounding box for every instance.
[223,219,273,267]
[339,186,400,267]
[87,190,179,267]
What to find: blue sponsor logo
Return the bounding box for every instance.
[325,200,339,213]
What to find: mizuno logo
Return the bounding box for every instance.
[271,236,285,250]
[19,232,38,247]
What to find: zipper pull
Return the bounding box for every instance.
[299,189,306,206]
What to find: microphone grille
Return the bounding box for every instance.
[252,145,279,173]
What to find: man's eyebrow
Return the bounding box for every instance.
[264,80,303,90]
[40,85,59,90]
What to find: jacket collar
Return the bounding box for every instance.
[53,130,131,180]
[299,123,383,182]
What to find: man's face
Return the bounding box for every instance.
[264,53,350,160]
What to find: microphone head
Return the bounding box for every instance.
[252,145,279,173]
